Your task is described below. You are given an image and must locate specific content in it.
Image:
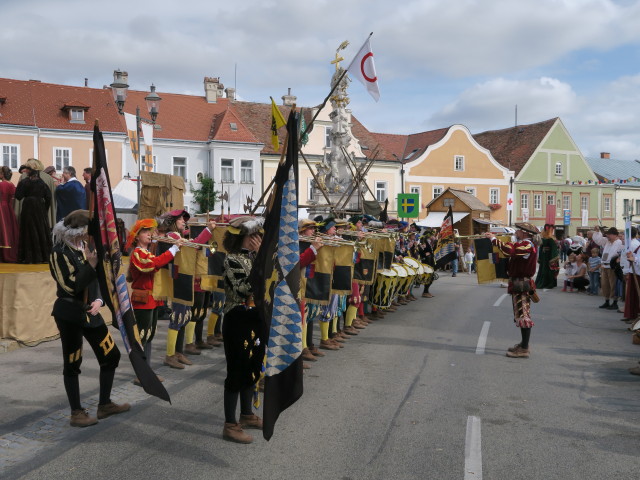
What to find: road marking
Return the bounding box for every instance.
[465,416,482,480]
[475,321,491,355]
[493,293,508,306]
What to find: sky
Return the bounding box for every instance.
[3,0,640,160]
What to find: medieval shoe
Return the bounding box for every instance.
[184,343,201,355]
[310,345,325,357]
[223,423,253,444]
[507,343,522,353]
[70,409,98,428]
[97,402,131,420]
[301,347,317,361]
[207,335,222,347]
[239,414,263,429]
[176,352,193,365]
[195,340,214,350]
[164,354,185,369]
[629,366,640,376]
[320,339,340,350]
[506,346,530,358]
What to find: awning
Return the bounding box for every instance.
[416,212,469,228]
[472,218,494,225]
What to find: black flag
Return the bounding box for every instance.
[249,111,303,440]
[89,124,170,403]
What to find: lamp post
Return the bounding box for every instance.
[109,70,162,215]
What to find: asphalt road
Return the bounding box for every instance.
[2,273,639,480]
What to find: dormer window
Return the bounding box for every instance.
[61,101,90,124]
[70,109,84,122]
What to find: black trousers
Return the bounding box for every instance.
[55,318,121,410]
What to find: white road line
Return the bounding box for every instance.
[465,416,483,480]
[493,293,508,307]
[475,321,491,355]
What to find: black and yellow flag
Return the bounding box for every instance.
[271,97,286,151]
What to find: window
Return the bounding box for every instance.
[547,194,555,206]
[70,109,85,122]
[563,194,571,211]
[465,187,476,196]
[624,199,630,216]
[432,186,443,199]
[443,198,455,208]
[520,193,529,210]
[375,181,387,202]
[555,162,563,175]
[221,158,234,183]
[580,195,589,212]
[55,148,71,171]
[240,160,253,183]
[489,188,499,205]
[454,155,464,171]
[1,144,18,169]
[604,196,611,213]
[324,127,332,148]
[409,185,421,196]
[534,194,542,211]
[172,157,186,178]
[636,200,640,216]
[141,155,157,173]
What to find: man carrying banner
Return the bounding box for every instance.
[49,210,130,427]
[485,223,539,358]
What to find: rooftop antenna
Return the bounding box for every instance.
[234,63,237,93]
[515,104,518,128]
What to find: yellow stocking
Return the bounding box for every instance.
[185,321,196,344]
[320,321,330,341]
[302,322,308,349]
[207,312,219,336]
[166,328,178,356]
[345,305,357,327]
[331,316,338,334]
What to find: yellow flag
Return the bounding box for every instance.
[271,97,286,151]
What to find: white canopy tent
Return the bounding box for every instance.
[415,212,469,228]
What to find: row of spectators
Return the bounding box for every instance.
[0,158,92,264]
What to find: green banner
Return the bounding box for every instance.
[397,193,420,218]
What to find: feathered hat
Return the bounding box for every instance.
[52,209,90,245]
[125,218,158,250]
[226,216,265,236]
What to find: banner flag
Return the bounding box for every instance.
[124,112,139,165]
[346,35,380,102]
[397,193,420,218]
[270,97,287,151]
[141,122,154,172]
[89,124,170,403]
[434,207,457,268]
[249,110,303,440]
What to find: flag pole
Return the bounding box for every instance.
[251,130,290,215]
[299,32,374,142]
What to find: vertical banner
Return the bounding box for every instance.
[581,209,589,227]
[564,209,571,226]
[625,220,632,253]
[124,113,139,165]
[522,207,529,222]
[141,122,154,172]
[89,124,170,403]
[506,193,514,211]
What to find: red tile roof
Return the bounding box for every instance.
[472,118,558,174]
[231,101,293,154]
[208,106,259,143]
[0,78,124,132]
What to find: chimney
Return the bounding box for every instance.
[84,78,88,87]
[600,152,610,159]
[282,87,296,106]
[225,87,236,101]
[204,77,221,103]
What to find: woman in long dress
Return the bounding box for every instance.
[15,166,52,263]
[0,166,19,262]
[535,224,559,289]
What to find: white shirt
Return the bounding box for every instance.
[622,237,640,275]
[592,231,623,269]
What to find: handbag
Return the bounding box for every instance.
[131,288,150,304]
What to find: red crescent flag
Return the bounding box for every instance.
[347,36,380,102]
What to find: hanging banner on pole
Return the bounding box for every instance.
[506,193,514,211]
[397,193,419,218]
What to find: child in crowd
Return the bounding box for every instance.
[588,247,602,295]
[562,253,577,292]
[464,248,474,274]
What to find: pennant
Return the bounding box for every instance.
[124,112,139,165]
[249,110,303,440]
[298,109,309,146]
[434,207,457,268]
[346,35,380,102]
[89,124,170,403]
[270,97,287,151]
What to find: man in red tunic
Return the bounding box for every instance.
[486,222,539,358]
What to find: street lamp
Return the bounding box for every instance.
[109,70,162,215]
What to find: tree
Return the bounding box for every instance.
[189,176,220,214]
